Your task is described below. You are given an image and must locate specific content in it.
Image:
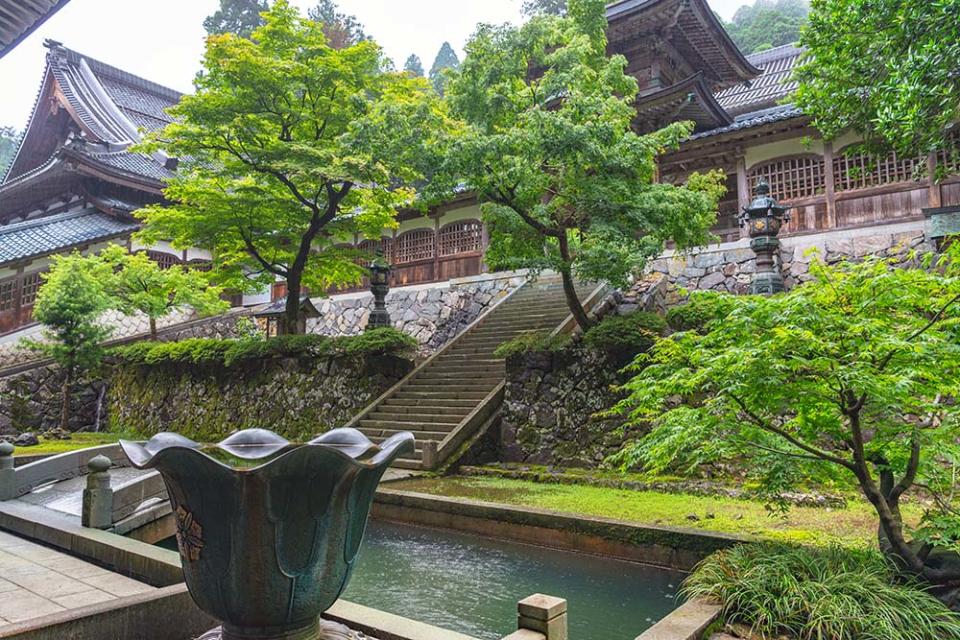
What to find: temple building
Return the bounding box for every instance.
[2,0,959,335]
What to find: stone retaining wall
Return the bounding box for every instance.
[107,353,413,442]
[501,346,630,467]
[0,366,106,436]
[308,272,527,353]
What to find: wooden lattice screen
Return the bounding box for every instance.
[146,250,182,270]
[749,155,826,201]
[393,229,435,264]
[19,272,42,306]
[438,220,482,257]
[358,238,392,262]
[187,259,213,273]
[0,278,14,312]
[833,146,922,192]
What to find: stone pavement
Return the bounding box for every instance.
[0,529,155,626]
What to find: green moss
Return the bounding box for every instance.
[11,432,131,456]
[389,475,920,548]
[493,330,572,359]
[582,311,666,354]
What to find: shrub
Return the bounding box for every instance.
[665,291,735,332]
[582,311,666,354]
[111,328,415,367]
[493,330,572,359]
[682,544,960,640]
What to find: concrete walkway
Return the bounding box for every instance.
[0,530,155,627]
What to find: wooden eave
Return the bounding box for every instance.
[606,0,760,88]
[0,0,71,59]
[634,72,733,133]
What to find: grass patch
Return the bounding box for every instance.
[683,543,960,640]
[12,432,124,456]
[389,476,920,548]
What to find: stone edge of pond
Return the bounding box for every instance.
[633,599,722,640]
[373,488,752,571]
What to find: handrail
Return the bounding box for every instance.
[344,278,530,429]
[110,470,167,523]
[548,281,610,339]
[2,443,125,500]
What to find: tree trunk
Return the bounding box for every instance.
[149,317,158,340]
[59,367,72,432]
[282,270,303,335]
[556,234,593,331]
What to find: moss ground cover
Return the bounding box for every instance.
[389,475,921,547]
[12,432,123,456]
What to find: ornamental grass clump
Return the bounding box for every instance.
[682,544,960,640]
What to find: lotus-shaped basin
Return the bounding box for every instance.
[121,428,414,640]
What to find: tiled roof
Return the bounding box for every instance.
[715,44,803,116]
[0,209,139,265]
[77,148,173,183]
[0,0,71,59]
[690,104,804,140]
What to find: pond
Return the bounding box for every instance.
[342,520,685,640]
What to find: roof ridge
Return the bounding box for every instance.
[45,39,184,103]
[746,43,804,66]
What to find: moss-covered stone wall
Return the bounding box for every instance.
[107,354,412,442]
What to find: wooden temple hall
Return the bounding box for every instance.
[2,0,960,335]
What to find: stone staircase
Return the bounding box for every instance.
[348,280,596,470]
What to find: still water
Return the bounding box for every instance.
[343,520,685,640]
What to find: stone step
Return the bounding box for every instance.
[420,364,504,375]
[383,398,478,411]
[358,418,459,431]
[377,397,477,418]
[402,384,498,396]
[395,390,490,401]
[367,410,463,426]
[392,458,424,470]
[362,427,451,441]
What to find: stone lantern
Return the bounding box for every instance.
[367,249,392,330]
[740,179,791,295]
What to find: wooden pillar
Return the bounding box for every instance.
[823,141,837,229]
[928,152,942,208]
[433,215,441,282]
[13,265,24,330]
[736,155,750,240]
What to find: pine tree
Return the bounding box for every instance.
[429,42,460,95]
[403,54,424,77]
[203,0,270,38]
[307,0,368,49]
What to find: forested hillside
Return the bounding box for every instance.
[724,0,809,54]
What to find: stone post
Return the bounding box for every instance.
[81,455,113,529]
[501,594,568,640]
[0,442,15,501]
[422,440,438,470]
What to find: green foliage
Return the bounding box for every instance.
[794,0,960,156]
[437,0,725,329]
[493,330,572,359]
[403,54,424,77]
[306,0,368,49]
[665,291,737,332]
[682,544,960,640]
[724,0,809,55]
[612,245,960,579]
[428,42,460,95]
[26,252,113,374]
[203,0,269,38]
[136,1,454,334]
[522,0,568,16]
[582,312,665,354]
[96,245,227,337]
[111,328,415,367]
[0,125,19,175]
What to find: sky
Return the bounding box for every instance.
[0,0,747,131]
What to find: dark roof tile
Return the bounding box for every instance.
[0,209,139,265]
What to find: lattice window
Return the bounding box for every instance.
[748,155,826,201]
[0,278,14,312]
[19,272,43,307]
[938,130,960,177]
[358,238,393,262]
[833,146,923,192]
[393,230,434,264]
[187,259,212,273]
[146,250,181,270]
[438,220,482,257]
